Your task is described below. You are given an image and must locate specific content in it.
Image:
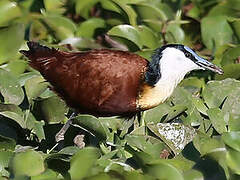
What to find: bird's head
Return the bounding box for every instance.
[145,44,223,86]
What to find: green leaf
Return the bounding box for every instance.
[0,0,21,26]
[72,115,108,140]
[2,60,27,76]
[0,135,16,151]
[108,24,143,49]
[207,108,227,134]
[39,96,68,124]
[25,111,45,141]
[183,169,204,180]
[31,169,58,180]
[43,15,76,40]
[215,64,240,80]
[0,111,25,128]
[201,16,233,50]
[144,161,184,180]
[226,147,240,175]
[165,23,185,43]
[9,150,45,176]
[76,18,106,38]
[221,46,240,66]
[147,123,196,155]
[69,147,100,179]
[193,132,224,156]
[222,132,240,152]
[137,25,159,49]
[43,0,66,14]
[231,18,240,40]
[75,0,99,19]
[0,150,14,177]
[0,23,25,63]
[24,75,48,101]
[202,79,240,108]
[110,0,137,26]
[0,68,24,105]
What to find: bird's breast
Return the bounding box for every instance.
[137,82,176,110]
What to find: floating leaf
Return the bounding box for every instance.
[0,68,24,105]
[69,147,100,179]
[24,75,48,101]
[0,0,21,26]
[147,123,196,155]
[72,115,108,140]
[9,150,45,176]
[76,18,106,38]
[43,15,76,40]
[222,132,240,152]
[201,16,233,50]
[207,108,227,134]
[39,96,68,124]
[0,23,25,63]
[108,24,143,49]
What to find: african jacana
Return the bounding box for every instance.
[20,42,223,141]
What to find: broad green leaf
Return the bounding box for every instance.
[215,64,240,80]
[3,60,27,76]
[0,111,25,128]
[125,135,164,158]
[69,147,100,179]
[207,108,227,134]
[100,0,121,13]
[31,169,58,180]
[43,15,76,40]
[0,0,21,26]
[138,25,159,49]
[144,161,184,180]
[25,111,45,141]
[165,23,185,43]
[193,132,224,156]
[39,96,68,124]
[75,0,99,19]
[221,46,240,66]
[60,37,103,49]
[0,23,25,63]
[43,0,66,14]
[147,123,196,155]
[76,18,106,38]
[226,147,240,175]
[222,132,240,152]
[0,68,24,105]
[0,150,14,177]
[202,79,240,108]
[135,3,170,22]
[0,135,16,151]
[145,103,171,124]
[18,72,39,87]
[9,150,45,176]
[24,75,48,101]
[231,18,240,40]
[72,115,108,140]
[110,0,137,26]
[108,25,142,49]
[201,16,233,50]
[183,169,204,180]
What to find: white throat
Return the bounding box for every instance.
[138,47,200,110]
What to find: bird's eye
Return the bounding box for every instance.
[185,52,191,58]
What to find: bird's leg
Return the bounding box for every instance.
[55,112,76,143]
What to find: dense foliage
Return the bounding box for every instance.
[0,0,240,179]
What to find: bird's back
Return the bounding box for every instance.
[20,42,148,116]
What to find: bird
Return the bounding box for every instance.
[20,41,223,141]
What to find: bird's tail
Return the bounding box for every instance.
[20,41,58,71]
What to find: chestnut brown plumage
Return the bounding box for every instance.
[20,42,148,117]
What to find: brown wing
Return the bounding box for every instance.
[21,42,148,116]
